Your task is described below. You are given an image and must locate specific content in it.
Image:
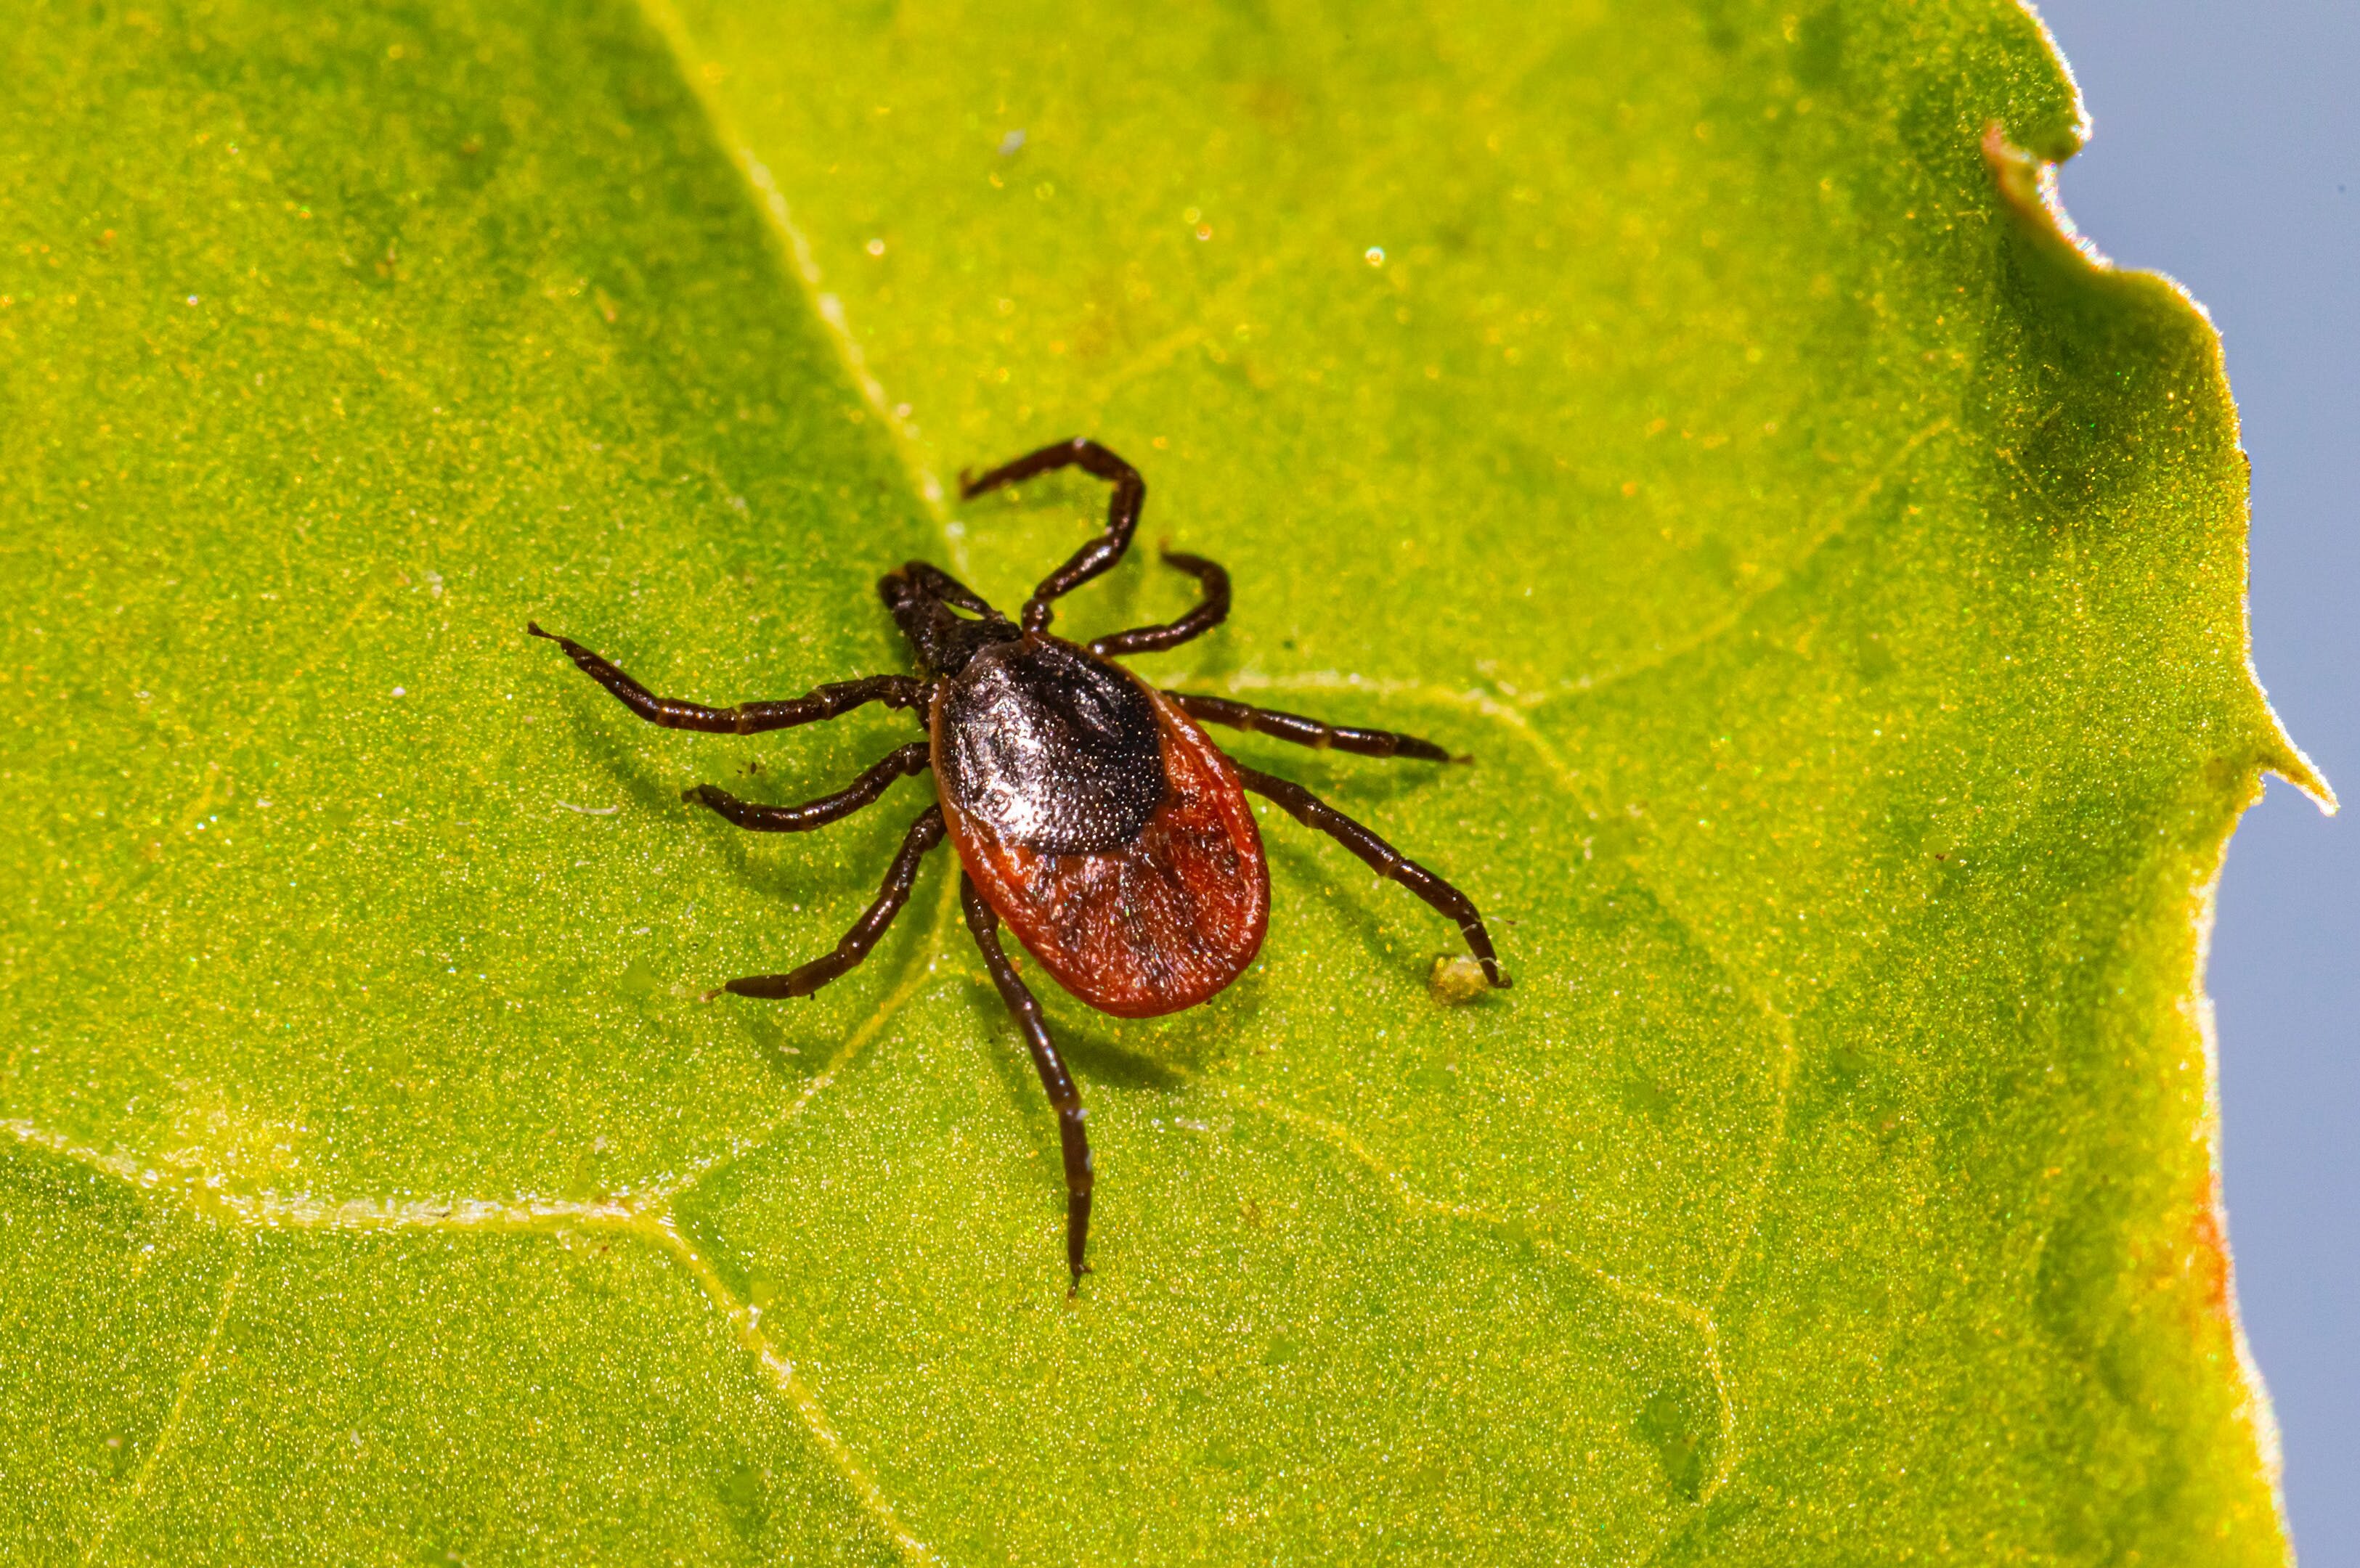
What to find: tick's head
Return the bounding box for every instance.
[880,562,1020,678]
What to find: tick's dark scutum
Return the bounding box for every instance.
[937,638,1169,856]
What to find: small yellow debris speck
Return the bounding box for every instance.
[1428,955,1489,1005]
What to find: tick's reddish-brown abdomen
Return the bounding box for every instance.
[939,687,1269,1018]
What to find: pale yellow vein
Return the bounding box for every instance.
[1216,1085,1740,1507]
[632,0,956,534]
[82,1237,248,1566]
[4,1119,635,1235]
[1218,1086,1709,1319]
[4,1120,943,1565]
[635,1212,943,1567]
[651,863,963,1204]
[1547,415,1957,703]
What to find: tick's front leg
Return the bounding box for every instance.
[1090,550,1230,657]
[958,437,1147,634]
[529,624,923,734]
[1164,691,1460,762]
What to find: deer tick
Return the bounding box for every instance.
[531,438,1508,1290]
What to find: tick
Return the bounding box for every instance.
[531,438,1508,1290]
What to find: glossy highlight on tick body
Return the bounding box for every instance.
[530,438,1508,1290]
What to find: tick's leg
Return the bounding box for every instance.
[684,743,931,833]
[957,437,1144,633]
[1167,693,1460,763]
[959,872,1094,1292]
[1235,765,1510,987]
[723,805,945,999]
[529,624,924,734]
[1090,550,1230,658]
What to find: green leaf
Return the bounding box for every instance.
[1,0,2318,1561]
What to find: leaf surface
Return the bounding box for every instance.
[0,0,2313,1561]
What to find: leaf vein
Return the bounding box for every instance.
[1218,1085,1739,1508]
[634,0,956,527]
[1539,416,1956,705]
[634,1209,944,1566]
[81,1236,248,1566]
[2,1123,941,1561]
[656,861,962,1207]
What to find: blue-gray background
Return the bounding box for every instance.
[2035,3,2356,1561]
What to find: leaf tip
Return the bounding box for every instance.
[2269,740,2337,816]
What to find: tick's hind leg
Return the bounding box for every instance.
[529,624,924,735]
[1236,766,1510,988]
[958,437,1145,633]
[723,806,945,999]
[959,873,1094,1292]
[684,743,930,833]
[1166,692,1460,763]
